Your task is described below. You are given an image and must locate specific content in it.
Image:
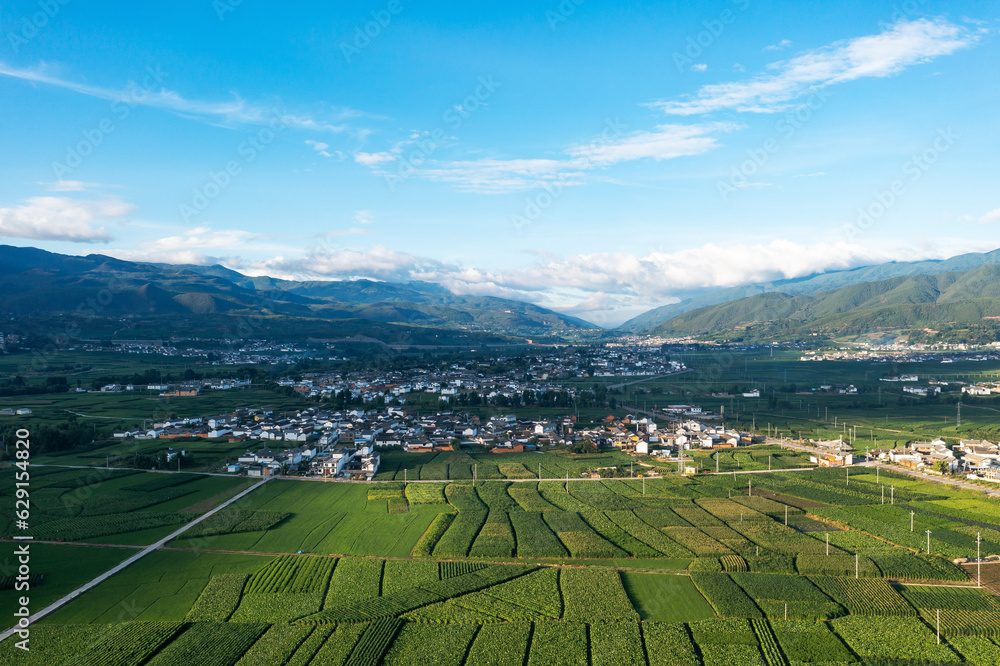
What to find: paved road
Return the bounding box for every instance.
[608,371,688,390]
[30,463,234,478]
[0,478,269,644]
[859,461,1000,498]
[761,436,1000,498]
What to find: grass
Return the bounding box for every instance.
[0,544,132,620]
[40,550,276,624]
[620,572,716,622]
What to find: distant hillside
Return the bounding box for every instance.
[653,264,1000,340]
[620,249,1000,332]
[0,246,598,340]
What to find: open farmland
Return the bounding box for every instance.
[10,453,1000,662]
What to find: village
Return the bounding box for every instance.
[103,395,1000,486]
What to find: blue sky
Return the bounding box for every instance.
[1,1,998,325]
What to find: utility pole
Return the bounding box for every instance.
[539,463,541,480]
[785,505,788,526]
[891,485,894,505]
[926,529,932,555]
[826,532,829,556]
[642,476,645,495]
[978,533,982,588]
[910,510,915,532]
[473,464,477,487]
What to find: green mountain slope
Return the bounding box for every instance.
[0,245,597,339]
[653,265,1000,340]
[622,249,1000,332]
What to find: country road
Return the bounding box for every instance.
[0,478,269,644]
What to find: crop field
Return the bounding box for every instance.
[621,572,716,622]
[18,438,1000,663]
[0,468,250,545]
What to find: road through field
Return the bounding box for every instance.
[0,477,269,644]
[765,437,1000,497]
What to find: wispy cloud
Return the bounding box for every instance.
[358,122,737,194]
[305,140,343,159]
[653,19,977,115]
[353,210,376,225]
[0,196,129,242]
[41,180,104,192]
[764,39,792,51]
[0,62,361,134]
[979,208,1000,223]
[107,226,263,265]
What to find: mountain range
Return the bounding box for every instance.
[5,245,1000,343]
[652,263,1000,341]
[619,248,1000,332]
[0,246,597,342]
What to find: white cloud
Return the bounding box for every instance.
[654,18,976,115]
[42,180,103,192]
[354,210,375,225]
[246,245,437,283]
[979,208,1000,223]
[306,140,343,159]
[136,238,982,326]
[354,151,398,167]
[319,228,371,238]
[107,226,257,264]
[692,63,708,72]
[374,123,735,194]
[0,196,129,242]
[415,158,583,194]
[409,240,961,325]
[567,122,738,167]
[764,39,793,51]
[793,172,826,178]
[0,63,360,134]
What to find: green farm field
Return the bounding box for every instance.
[622,572,717,622]
[9,409,1000,661]
[560,351,1000,445]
